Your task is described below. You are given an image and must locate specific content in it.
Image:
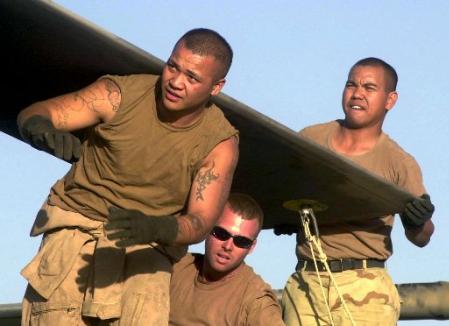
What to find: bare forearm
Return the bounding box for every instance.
[405,219,434,247]
[17,102,52,128]
[175,213,211,245]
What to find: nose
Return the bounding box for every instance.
[222,238,233,251]
[351,85,364,99]
[169,71,184,90]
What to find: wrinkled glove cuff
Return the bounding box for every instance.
[132,214,179,246]
[19,115,54,144]
[400,214,425,229]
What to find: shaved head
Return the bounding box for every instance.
[351,57,398,92]
[175,28,233,79]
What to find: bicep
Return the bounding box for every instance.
[19,78,121,131]
[188,136,239,221]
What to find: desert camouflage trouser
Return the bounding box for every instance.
[282,267,400,326]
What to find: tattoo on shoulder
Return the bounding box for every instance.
[73,90,101,114]
[72,79,120,115]
[195,161,219,201]
[104,79,121,112]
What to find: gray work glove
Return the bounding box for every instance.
[400,194,434,229]
[19,115,81,162]
[104,207,178,247]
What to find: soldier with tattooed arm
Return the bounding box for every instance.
[18,28,238,325]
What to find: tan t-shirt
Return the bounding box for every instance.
[296,120,426,260]
[169,253,284,326]
[48,74,238,221]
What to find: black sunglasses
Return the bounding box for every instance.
[210,226,254,249]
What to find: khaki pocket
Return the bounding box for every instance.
[30,302,80,326]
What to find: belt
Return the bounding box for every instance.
[296,259,385,273]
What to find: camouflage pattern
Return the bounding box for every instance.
[282,268,399,326]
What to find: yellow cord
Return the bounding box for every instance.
[300,208,357,326]
[302,215,335,326]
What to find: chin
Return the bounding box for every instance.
[213,260,233,272]
[344,118,365,129]
[162,99,184,112]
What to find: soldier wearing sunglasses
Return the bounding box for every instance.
[169,193,285,326]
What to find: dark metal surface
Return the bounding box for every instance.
[0,0,416,229]
[397,282,449,320]
[0,303,21,326]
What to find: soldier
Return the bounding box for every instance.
[169,193,284,326]
[279,57,435,325]
[18,28,239,325]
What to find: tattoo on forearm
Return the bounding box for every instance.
[74,87,108,115]
[195,161,219,201]
[50,100,70,129]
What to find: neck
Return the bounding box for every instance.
[332,121,383,156]
[156,99,207,128]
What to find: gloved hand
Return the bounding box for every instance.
[273,224,299,236]
[104,207,178,247]
[19,115,81,162]
[400,194,434,229]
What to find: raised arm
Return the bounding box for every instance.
[17,78,121,161]
[104,135,239,247]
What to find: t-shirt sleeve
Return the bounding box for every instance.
[397,155,426,197]
[245,289,285,326]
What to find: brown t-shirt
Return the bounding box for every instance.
[296,120,426,260]
[169,253,284,326]
[48,74,238,221]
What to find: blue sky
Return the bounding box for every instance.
[1,1,448,324]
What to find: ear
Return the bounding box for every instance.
[210,78,226,96]
[247,238,257,255]
[385,91,398,112]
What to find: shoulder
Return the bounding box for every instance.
[99,74,160,93]
[197,104,239,163]
[172,253,202,275]
[299,120,339,146]
[241,264,278,300]
[381,133,422,169]
[299,120,339,138]
[380,133,425,195]
[204,104,238,136]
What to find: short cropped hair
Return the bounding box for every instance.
[352,57,398,92]
[227,193,264,234]
[176,28,233,79]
